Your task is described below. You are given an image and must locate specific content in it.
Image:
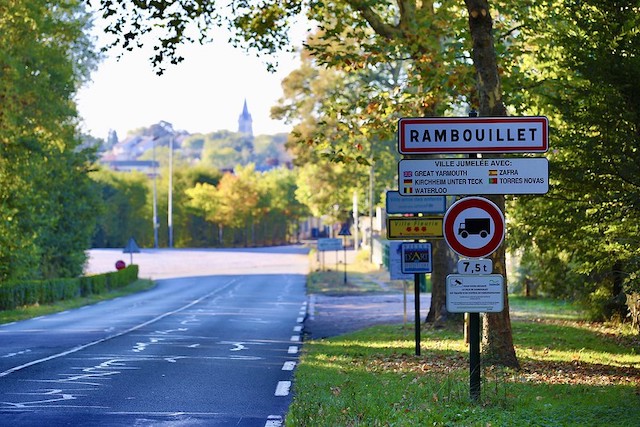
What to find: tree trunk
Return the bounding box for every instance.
[426,239,457,325]
[465,0,519,368]
[484,216,519,368]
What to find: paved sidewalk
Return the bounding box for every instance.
[304,291,431,339]
[305,246,432,339]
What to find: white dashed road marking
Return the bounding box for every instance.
[274,381,291,396]
[282,361,296,371]
[265,415,283,427]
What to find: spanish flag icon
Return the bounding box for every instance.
[489,170,498,184]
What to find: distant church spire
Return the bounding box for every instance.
[238,99,253,136]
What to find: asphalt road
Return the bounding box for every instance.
[0,246,309,426]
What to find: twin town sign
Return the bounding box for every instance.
[399,157,549,195]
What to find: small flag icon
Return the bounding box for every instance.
[403,179,413,185]
[489,170,498,176]
[403,171,413,177]
[489,178,498,184]
[404,187,413,194]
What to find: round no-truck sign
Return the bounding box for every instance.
[443,196,505,258]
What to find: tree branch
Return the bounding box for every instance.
[347,0,404,40]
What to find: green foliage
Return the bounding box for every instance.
[91,168,151,248]
[0,265,139,310]
[0,278,155,325]
[185,164,308,247]
[507,0,640,320]
[0,0,100,281]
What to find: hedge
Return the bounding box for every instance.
[0,265,139,311]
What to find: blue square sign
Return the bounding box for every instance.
[401,242,432,274]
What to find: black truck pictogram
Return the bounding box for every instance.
[458,218,490,239]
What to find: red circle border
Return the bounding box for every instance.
[443,197,505,258]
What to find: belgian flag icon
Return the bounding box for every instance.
[403,179,413,193]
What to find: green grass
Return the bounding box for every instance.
[0,279,156,324]
[288,322,640,426]
[509,295,584,321]
[289,269,640,426]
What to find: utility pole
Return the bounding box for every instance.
[168,132,173,248]
[152,138,159,249]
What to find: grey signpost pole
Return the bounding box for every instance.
[468,110,482,402]
[414,267,421,356]
[469,311,481,401]
[399,110,548,403]
[338,225,351,285]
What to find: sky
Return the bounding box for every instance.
[75,20,304,140]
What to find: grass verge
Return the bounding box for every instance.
[0,279,156,325]
[308,249,405,295]
[291,268,640,426]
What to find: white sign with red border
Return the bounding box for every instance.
[443,197,505,258]
[398,116,549,154]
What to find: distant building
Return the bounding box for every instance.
[238,99,253,136]
[103,160,159,177]
[101,101,261,172]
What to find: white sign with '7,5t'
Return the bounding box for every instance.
[457,258,493,275]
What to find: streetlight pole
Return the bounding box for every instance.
[168,132,173,248]
[152,138,159,248]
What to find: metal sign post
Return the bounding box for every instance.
[123,237,141,265]
[401,242,433,356]
[469,312,481,401]
[395,112,549,402]
[414,269,421,356]
[338,225,352,285]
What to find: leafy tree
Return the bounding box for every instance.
[185,164,304,247]
[253,133,291,168]
[198,130,253,170]
[507,0,640,321]
[0,0,99,280]
[91,0,521,366]
[178,166,223,246]
[185,166,258,246]
[105,129,119,151]
[91,169,151,248]
[255,167,309,244]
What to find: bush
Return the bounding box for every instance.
[0,265,139,310]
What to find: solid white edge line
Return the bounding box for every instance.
[0,279,238,378]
